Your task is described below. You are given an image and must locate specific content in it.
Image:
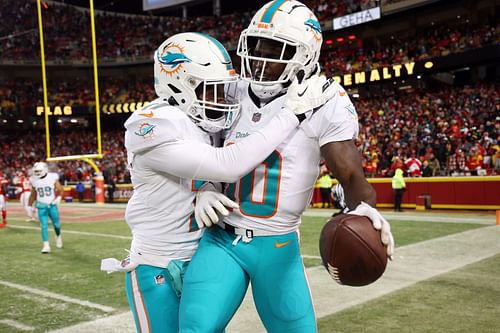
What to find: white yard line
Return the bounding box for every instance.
[6,225,132,240]
[0,280,115,313]
[0,319,35,331]
[303,209,496,224]
[49,225,500,333]
[302,254,322,259]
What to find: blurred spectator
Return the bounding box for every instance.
[466,147,484,176]
[318,165,334,208]
[107,176,116,203]
[391,168,406,212]
[448,149,466,176]
[422,160,432,177]
[76,180,85,202]
[426,153,441,176]
[404,153,422,177]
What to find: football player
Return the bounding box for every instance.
[18,171,36,222]
[28,162,63,253]
[179,1,395,332]
[100,32,335,333]
[0,172,8,227]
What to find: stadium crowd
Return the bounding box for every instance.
[0,129,129,196]
[1,81,498,192]
[1,17,497,119]
[355,83,500,178]
[2,0,496,65]
[0,0,499,194]
[321,22,499,77]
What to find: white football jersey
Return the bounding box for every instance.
[124,99,215,267]
[223,81,359,233]
[29,173,59,205]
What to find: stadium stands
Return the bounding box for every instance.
[0,0,498,195]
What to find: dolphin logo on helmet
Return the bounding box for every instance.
[153,33,240,133]
[158,51,192,68]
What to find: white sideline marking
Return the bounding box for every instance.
[0,280,115,313]
[6,225,132,240]
[302,254,321,259]
[0,319,35,331]
[47,225,500,333]
[8,224,322,260]
[303,210,496,224]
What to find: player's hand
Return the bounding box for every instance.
[347,201,394,258]
[195,190,239,229]
[51,196,62,207]
[284,71,336,122]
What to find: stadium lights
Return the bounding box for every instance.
[2,119,6,123]
[17,119,24,124]
[57,119,62,123]
[70,119,78,123]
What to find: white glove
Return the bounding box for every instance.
[100,255,138,274]
[348,201,395,258]
[51,196,62,207]
[284,72,337,118]
[195,190,239,229]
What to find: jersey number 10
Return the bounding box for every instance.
[227,151,282,218]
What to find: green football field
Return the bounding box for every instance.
[0,203,498,332]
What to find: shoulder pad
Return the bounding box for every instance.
[124,102,193,154]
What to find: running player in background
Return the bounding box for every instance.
[28,162,63,253]
[100,32,333,333]
[0,172,8,227]
[179,1,395,332]
[18,171,36,222]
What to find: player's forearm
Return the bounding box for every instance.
[344,178,376,209]
[322,140,376,209]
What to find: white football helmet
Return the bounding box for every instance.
[33,162,48,178]
[154,32,240,133]
[237,0,323,98]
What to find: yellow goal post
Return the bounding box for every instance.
[36,0,105,203]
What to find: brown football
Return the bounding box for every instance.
[319,213,388,286]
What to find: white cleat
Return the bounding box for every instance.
[56,235,63,249]
[26,218,36,222]
[41,242,51,254]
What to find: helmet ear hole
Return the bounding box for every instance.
[167,97,179,106]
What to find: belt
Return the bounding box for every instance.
[217,221,282,238]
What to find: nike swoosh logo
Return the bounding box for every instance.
[297,87,308,97]
[139,111,154,118]
[275,240,291,248]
